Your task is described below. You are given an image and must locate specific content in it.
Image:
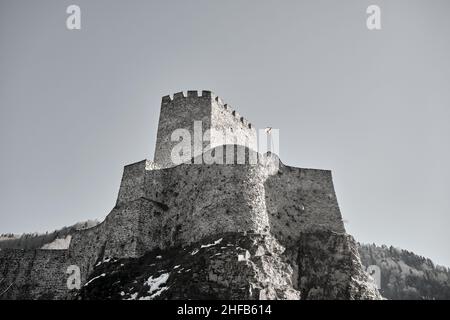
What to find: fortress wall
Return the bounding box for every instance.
[143,165,165,203]
[70,154,346,282]
[134,151,345,252]
[117,159,166,205]
[210,97,257,151]
[69,222,107,284]
[136,198,169,254]
[0,198,160,296]
[0,249,70,300]
[0,222,114,298]
[265,164,346,245]
[116,160,147,205]
[69,200,150,282]
[154,91,213,168]
[102,200,143,259]
[140,162,270,249]
[0,249,36,299]
[65,162,170,282]
[28,250,72,299]
[0,160,347,299]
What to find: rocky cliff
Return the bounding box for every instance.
[78,230,380,300]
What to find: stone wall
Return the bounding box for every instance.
[0,249,71,300]
[116,160,148,206]
[68,198,156,283]
[153,91,257,169]
[153,91,213,168]
[143,162,270,248]
[265,162,346,246]
[117,148,345,253]
[210,95,257,152]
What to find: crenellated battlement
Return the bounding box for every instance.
[213,95,252,129]
[154,90,257,168]
[217,91,252,129]
[161,90,213,104]
[161,90,253,130]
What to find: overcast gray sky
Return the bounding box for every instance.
[1,0,449,266]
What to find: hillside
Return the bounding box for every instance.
[0,220,99,251]
[358,243,450,300]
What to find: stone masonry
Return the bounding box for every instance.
[0,91,379,300]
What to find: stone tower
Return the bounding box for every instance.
[153,91,257,168]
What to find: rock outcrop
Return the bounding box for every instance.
[78,231,380,300]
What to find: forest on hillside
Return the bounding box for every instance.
[0,220,99,250]
[358,243,450,300]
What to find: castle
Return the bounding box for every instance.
[0,91,378,300]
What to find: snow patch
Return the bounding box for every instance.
[95,257,115,267]
[0,235,19,241]
[238,250,251,261]
[41,235,72,250]
[144,273,170,299]
[84,273,106,287]
[201,238,223,248]
[127,292,138,300]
